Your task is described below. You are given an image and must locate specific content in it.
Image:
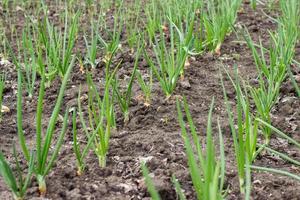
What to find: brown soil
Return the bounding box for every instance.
[0,1,300,200]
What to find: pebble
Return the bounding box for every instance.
[66,188,82,200]
[179,79,191,89]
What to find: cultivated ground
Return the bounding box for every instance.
[0,0,300,199]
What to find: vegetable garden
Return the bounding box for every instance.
[0,0,300,199]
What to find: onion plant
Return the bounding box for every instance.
[125,0,142,50]
[84,20,99,68]
[221,68,259,194]
[142,97,226,199]
[98,0,113,15]
[144,0,164,43]
[243,0,299,143]
[280,0,300,96]
[16,23,38,98]
[250,0,257,9]
[165,0,204,54]
[1,0,9,10]
[251,119,300,183]
[202,0,242,54]
[0,74,5,122]
[78,67,118,168]
[136,69,153,107]
[39,6,79,81]
[145,21,188,99]
[141,162,161,200]
[166,0,201,25]
[112,47,141,123]
[257,119,300,150]
[97,2,124,61]
[72,108,100,175]
[177,97,226,200]
[16,55,74,195]
[0,149,34,200]
[84,0,93,9]
[244,23,297,144]
[171,176,186,200]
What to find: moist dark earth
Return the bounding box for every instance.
[1,1,300,200]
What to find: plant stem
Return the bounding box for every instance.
[37,175,46,196]
[124,112,129,124]
[13,194,23,200]
[77,167,83,176]
[239,177,245,194]
[265,135,271,145]
[98,156,106,168]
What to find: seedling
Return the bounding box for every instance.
[145,20,188,98]
[203,0,242,54]
[39,5,79,81]
[84,20,99,68]
[251,119,300,183]
[177,97,226,200]
[251,0,257,9]
[72,108,100,175]
[142,97,226,200]
[0,149,34,200]
[166,0,204,54]
[172,175,186,200]
[15,55,74,195]
[124,0,142,50]
[1,0,9,10]
[241,0,299,143]
[257,119,300,150]
[280,0,300,96]
[243,32,279,144]
[98,3,124,61]
[17,23,38,98]
[144,0,164,43]
[78,66,118,168]
[112,47,141,123]
[221,67,259,194]
[141,162,161,200]
[136,69,153,106]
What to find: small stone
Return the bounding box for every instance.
[139,156,153,164]
[280,104,293,115]
[281,96,296,104]
[116,182,137,193]
[179,79,191,89]
[66,188,81,200]
[91,183,98,191]
[1,105,10,113]
[98,183,108,194]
